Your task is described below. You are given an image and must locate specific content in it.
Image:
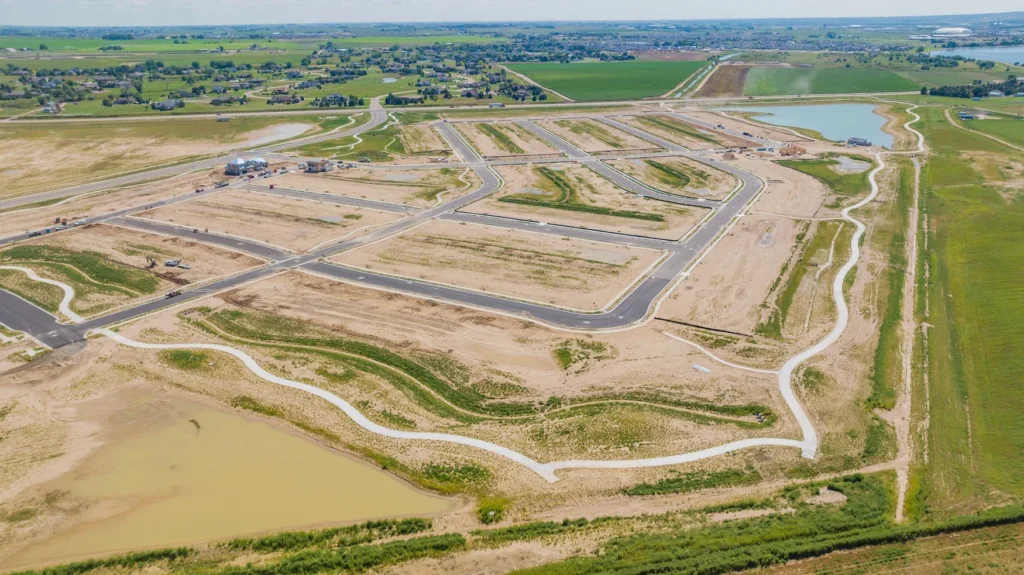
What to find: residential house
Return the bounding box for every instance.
[151,99,182,111]
[270,95,300,105]
[305,159,334,173]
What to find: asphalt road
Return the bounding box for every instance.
[0,101,390,212]
[0,109,764,345]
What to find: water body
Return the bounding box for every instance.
[2,397,448,568]
[932,46,1024,65]
[726,103,894,149]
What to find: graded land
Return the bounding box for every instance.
[266,167,479,207]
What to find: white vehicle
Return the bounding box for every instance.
[55,224,66,230]
[165,259,181,267]
[178,264,191,270]
[73,219,87,226]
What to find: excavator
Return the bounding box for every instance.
[145,256,158,269]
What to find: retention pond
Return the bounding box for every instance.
[725,103,894,149]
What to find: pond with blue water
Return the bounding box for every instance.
[725,103,894,149]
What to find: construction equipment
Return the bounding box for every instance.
[146,257,157,269]
[28,230,42,237]
[165,259,180,267]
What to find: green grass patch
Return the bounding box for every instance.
[634,115,720,146]
[230,395,285,418]
[777,154,874,197]
[158,349,212,371]
[476,123,524,154]
[0,245,160,293]
[225,518,432,553]
[476,496,510,524]
[506,61,705,101]
[552,338,612,370]
[500,166,663,221]
[623,468,762,496]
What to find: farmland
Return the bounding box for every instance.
[505,60,707,101]
[742,67,919,96]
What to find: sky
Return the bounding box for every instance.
[1,0,1021,27]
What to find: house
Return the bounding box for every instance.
[171,90,193,99]
[151,99,182,111]
[305,159,334,173]
[80,81,99,91]
[114,96,136,105]
[210,85,226,94]
[225,158,249,175]
[211,95,237,105]
[285,70,303,79]
[847,137,871,147]
[270,95,300,105]
[489,102,505,108]
[988,90,1005,98]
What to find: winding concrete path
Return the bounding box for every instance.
[0,266,84,323]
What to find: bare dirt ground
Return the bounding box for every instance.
[330,218,665,310]
[686,110,811,144]
[729,156,834,219]
[462,163,708,240]
[633,50,721,62]
[453,122,561,158]
[19,223,265,285]
[0,169,228,239]
[658,214,803,335]
[134,189,404,252]
[605,156,738,200]
[693,65,750,98]
[266,168,478,208]
[618,114,750,150]
[399,124,451,154]
[0,123,313,202]
[534,119,660,154]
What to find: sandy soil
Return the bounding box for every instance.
[687,110,811,144]
[0,169,228,239]
[605,156,738,200]
[659,214,803,335]
[134,189,404,252]
[17,223,265,285]
[534,119,660,154]
[693,65,750,98]
[399,124,450,154]
[462,163,708,240]
[265,168,478,208]
[730,156,833,219]
[0,124,311,202]
[453,122,561,158]
[331,218,665,311]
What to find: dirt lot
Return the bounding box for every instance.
[687,110,811,144]
[462,164,708,240]
[453,122,561,158]
[134,189,404,252]
[605,156,738,200]
[399,124,450,154]
[694,65,750,98]
[265,168,478,208]
[0,120,315,202]
[729,156,833,219]
[19,223,264,285]
[331,218,664,310]
[0,169,229,240]
[618,115,748,150]
[658,214,803,335]
[534,119,660,154]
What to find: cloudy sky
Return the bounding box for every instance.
[2,0,1020,27]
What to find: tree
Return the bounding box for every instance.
[191,61,200,69]
[920,86,928,95]
[38,44,48,51]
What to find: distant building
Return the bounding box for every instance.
[489,102,505,108]
[988,90,1005,97]
[933,27,973,38]
[151,99,182,111]
[848,137,871,147]
[959,112,975,120]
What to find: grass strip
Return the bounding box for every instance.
[636,115,720,145]
[623,468,762,496]
[501,166,663,222]
[477,123,524,154]
[225,518,432,553]
[7,548,193,575]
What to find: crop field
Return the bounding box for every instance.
[464,163,707,240]
[332,218,664,310]
[505,60,706,101]
[694,65,751,98]
[742,67,919,96]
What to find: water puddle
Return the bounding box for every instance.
[1,395,448,568]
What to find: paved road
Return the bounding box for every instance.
[108,216,293,261]
[243,184,421,215]
[0,100,390,212]
[0,110,764,345]
[516,120,720,210]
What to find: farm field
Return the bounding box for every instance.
[453,121,561,157]
[266,168,477,207]
[694,64,751,98]
[605,156,738,200]
[463,163,709,240]
[331,218,665,310]
[505,60,707,101]
[133,188,404,252]
[953,114,1024,148]
[741,67,919,96]
[534,118,661,153]
[910,104,1024,518]
[0,116,326,201]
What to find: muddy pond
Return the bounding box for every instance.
[1,396,449,568]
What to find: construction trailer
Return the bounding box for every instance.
[305,159,334,173]
[847,137,871,147]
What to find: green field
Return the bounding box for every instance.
[505,60,707,101]
[743,67,919,96]
[954,115,1024,148]
[328,35,504,46]
[0,37,310,52]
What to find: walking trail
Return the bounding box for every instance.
[4,107,924,483]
